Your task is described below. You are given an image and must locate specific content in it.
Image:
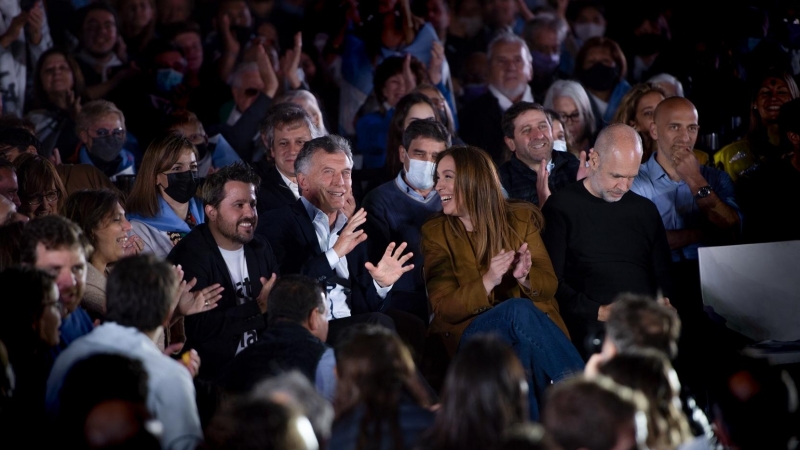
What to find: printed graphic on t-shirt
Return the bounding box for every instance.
[235,276,257,355]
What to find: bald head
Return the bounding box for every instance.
[651,97,699,159]
[585,124,642,202]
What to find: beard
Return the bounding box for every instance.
[219,217,257,244]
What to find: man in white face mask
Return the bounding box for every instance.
[361,119,450,323]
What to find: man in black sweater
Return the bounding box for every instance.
[542,124,672,359]
[168,163,278,380]
[219,274,330,394]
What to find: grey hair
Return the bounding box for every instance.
[647,73,685,98]
[276,90,329,135]
[543,80,597,137]
[487,31,533,67]
[294,135,353,176]
[524,11,569,45]
[230,62,260,88]
[259,103,322,154]
[75,100,126,134]
[251,371,334,442]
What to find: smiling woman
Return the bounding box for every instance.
[63,189,137,321]
[421,145,584,419]
[11,153,67,220]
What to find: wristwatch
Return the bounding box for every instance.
[695,185,713,199]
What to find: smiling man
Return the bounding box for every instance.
[459,32,535,164]
[168,162,279,380]
[541,124,672,359]
[499,102,585,206]
[254,103,322,212]
[259,135,415,346]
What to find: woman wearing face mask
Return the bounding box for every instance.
[73,100,135,182]
[561,1,607,76]
[544,80,596,154]
[421,145,583,419]
[574,37,631,133]
[126,131,203,258]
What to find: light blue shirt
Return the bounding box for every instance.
[46,322,202,450]
[395,170,438,203]
[300,197,391,319]
[631,153,740,261]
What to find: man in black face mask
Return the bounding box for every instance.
[75,100,135,182]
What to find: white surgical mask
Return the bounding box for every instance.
[405,158,436,190]
[553,140,567,152]
[574,23,605,42]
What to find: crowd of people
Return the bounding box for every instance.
[1,0,799,449]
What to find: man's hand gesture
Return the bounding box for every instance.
[332,208,368,258]
[366,242,414,288]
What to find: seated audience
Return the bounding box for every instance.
[362,119,449,323]
[459,32,534,164]
[46,253,203,450]
[594,350,694,450]
[20,215,93,355]
[26,48,85,159]
[417,335,530,450]
[383,92,440,181]
[541,376,649,450]
[62,189,140,320]
[219,274,330,394]
[543,80,597,155]
[164,110,241,178]
[329,325,433,450]
[541,124,672,358]
[72,100,135,181]
[168,162,278,380]
[0,267,60,431]
[126,132,203,258]
[573,36,631,132]
[421,145,582,418]
[253,103,321,213]
[259,135,414,346]
[0,159,21,208]
[499,102,586,207]
[74,3,134,101]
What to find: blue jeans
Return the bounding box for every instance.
[459,298,585,421]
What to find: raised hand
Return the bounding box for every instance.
[25,1,44,45]
[670,148,702,184]
[256,273,277,314]
[180,349,201,378]
[253,42,279,98]
[536,159,551,206]
[402,53,417,93]
[122,233,144,256]
[428,41,444,85]
[280,32,303,89]
[365,242,414,288]
[332,208,368,258]
[176,276,224,317]
[482,249,516,293]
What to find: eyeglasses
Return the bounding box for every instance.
[87,127,126,139]
[560,111,581,123]
[27,190,60,206]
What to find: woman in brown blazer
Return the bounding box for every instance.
[420,145,584,419]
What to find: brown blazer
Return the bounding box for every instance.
[421,203,569,356]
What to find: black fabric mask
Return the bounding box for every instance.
[580,63,620,91]
[163,170,198,204]
[90,135,125,162]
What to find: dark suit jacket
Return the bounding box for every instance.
[167,223,279,380]
[257,199,389,315]
[252,162,297,213]
[458,91,506,164]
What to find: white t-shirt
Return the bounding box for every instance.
[219,246,257,354]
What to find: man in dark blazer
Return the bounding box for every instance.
[252,103,322,213]
[168,163,278,381]
[257,135,414,345]
[459,32,535,164]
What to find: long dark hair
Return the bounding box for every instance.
[419,334,528,450]
[333,325,430,450]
